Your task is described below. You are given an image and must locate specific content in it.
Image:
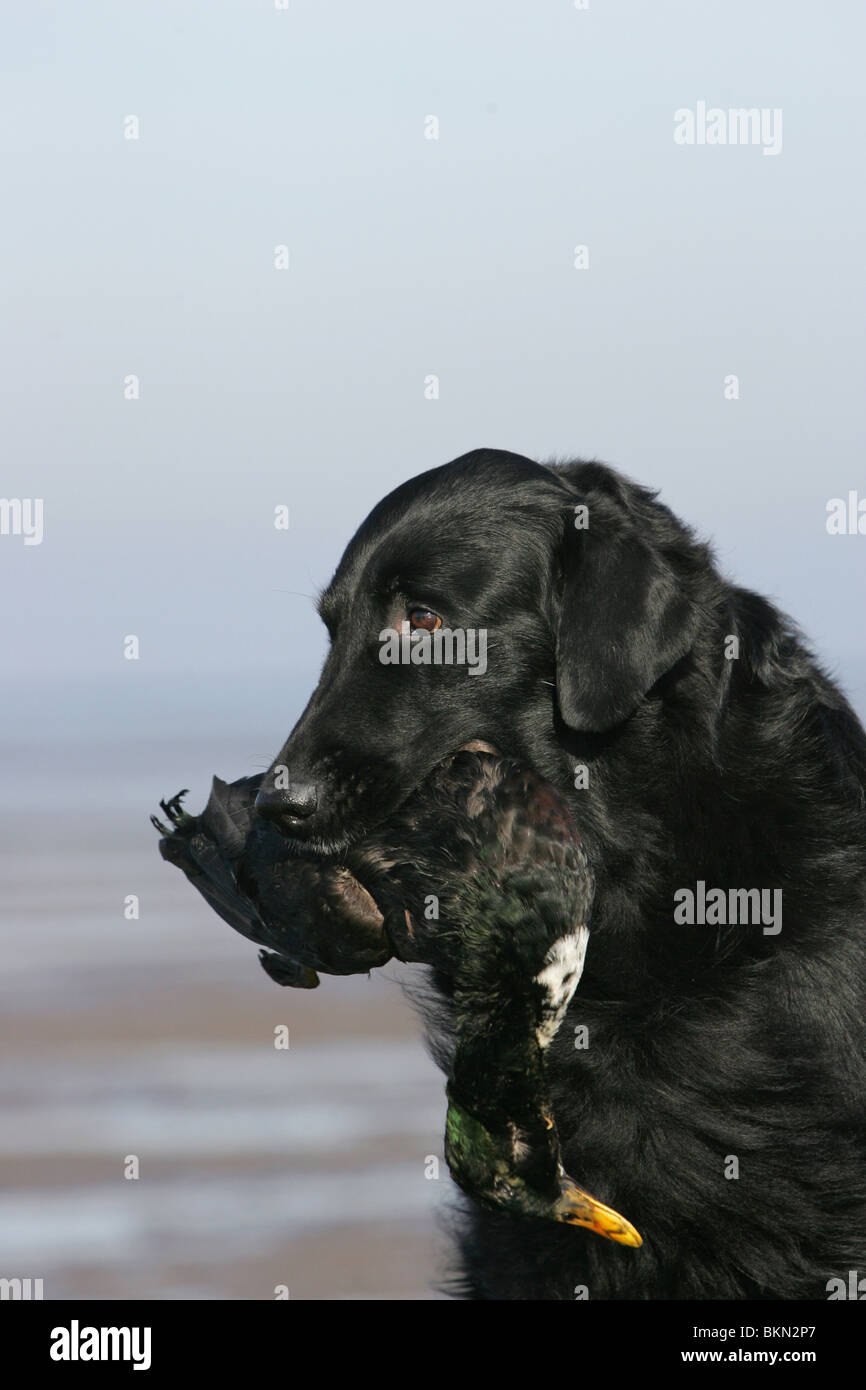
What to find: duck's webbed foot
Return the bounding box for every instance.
[150,789,192,836]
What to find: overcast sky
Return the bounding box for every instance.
[2,0,864,779]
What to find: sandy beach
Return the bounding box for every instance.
[0,757,450,1300]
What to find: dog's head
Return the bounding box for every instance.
[256,449,705,851]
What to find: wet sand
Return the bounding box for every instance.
[0,792,451,1300]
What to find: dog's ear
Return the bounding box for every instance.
[555,495,699,732]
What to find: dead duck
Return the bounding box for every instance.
[154,775,387,987]
[154,749,641,1247]
[355,750,641,1246]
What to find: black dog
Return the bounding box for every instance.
[253,448,866,1299]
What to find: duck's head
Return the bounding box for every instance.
[445,1096,642,1247]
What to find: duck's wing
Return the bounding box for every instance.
[154,774,391,983]
[154,777,321,988]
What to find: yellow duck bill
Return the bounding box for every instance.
[554,1173,643,1247]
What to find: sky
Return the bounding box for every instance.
[2,0,864,785]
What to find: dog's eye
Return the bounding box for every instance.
[409,607,443,632]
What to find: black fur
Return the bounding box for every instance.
[262,448,866,1299]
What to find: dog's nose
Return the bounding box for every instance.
[254,780,318,827]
